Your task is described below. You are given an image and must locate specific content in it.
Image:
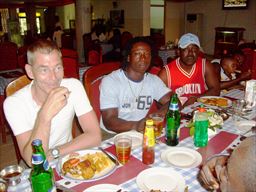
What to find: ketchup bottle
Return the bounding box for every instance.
[142,119,155,164]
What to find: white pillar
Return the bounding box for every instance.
[75,0,91,64]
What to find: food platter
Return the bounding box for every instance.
[197,96,232,108]
[56,149,117,182]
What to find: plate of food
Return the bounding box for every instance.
[56,149,117,182]
[197,96,232,108]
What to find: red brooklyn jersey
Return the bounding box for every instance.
[164,57,207,99]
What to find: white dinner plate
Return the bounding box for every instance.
[83,184,124,192]
[113,131,143,149]
[197,96,232,108]
[56,149,117,182]
[136,167,185,192]
[161,147,202,168]
[235,120,256,136]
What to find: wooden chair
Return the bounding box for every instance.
[120,31,133,51]
[5,75,31,163]
[83,62,121,120]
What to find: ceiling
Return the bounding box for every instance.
[0,0,75,8]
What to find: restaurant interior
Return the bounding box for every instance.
[0,0,256,191]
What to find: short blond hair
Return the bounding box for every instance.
[27,39,62,65]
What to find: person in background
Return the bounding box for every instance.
[52,26,64,48]
[103,28,122,62]
[4,40,101,166]
[158,33,220,107]
[213,55,251,91]
[100,36,172,133]
[199,135,256,192]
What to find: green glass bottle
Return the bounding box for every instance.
[165,94,181,146]
[30,139,56,192]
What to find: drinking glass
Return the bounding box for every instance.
[149,113,164,138]
[232,99,246,122]
[114,135,132,164]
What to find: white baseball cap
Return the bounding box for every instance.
[178,33,200,49]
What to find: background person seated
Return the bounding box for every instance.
[212,55,251,91]
[158,33,220,106]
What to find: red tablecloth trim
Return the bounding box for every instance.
[197,131,238,164]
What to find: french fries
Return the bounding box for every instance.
[61,151,114,180]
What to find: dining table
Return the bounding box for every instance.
[8,89,256,192]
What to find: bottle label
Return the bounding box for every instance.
[32,154,44,165]
[144,127,155,147]
[43,160,50,171]
[169,103,178,111]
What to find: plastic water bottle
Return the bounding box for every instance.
[194,105,209,147]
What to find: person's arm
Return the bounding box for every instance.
[199,155,229,190]
[102,108,145,133]
[53,110,101,157]
[220,71,251,90]
[15,87,71,165]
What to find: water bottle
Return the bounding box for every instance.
[194,105,209,147]
[30,139,56,192]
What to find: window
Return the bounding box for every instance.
[18,12,41,35]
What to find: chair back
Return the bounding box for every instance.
[83,62,121,119]
[241,48,254,73]
[5,75,31,163]
[120,31,133,51]
[6,75,31,97]
[88,49,102,66]
[61,48,78,60]
[149,66,161,75]
[61,33,74,49]
[62,57,79,79]
[0,41,18,71]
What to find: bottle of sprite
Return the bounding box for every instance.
[30,139,56,192]
[165,94,181,146]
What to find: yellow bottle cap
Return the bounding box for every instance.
[146,119,154,126]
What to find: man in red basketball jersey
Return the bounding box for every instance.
[159,33,220,106]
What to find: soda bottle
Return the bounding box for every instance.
[165,94,181,146]
[30,139,56,192]
[194,105,209,147]
[142,119,155,165]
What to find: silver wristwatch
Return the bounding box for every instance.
[51,148,60,159]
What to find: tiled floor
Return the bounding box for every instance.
[0,124,114,170]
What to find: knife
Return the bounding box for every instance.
[98,147,120,166]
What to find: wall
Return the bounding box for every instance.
[165,2,185,44]
[56,3,75,30]
[182,0,255,55]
